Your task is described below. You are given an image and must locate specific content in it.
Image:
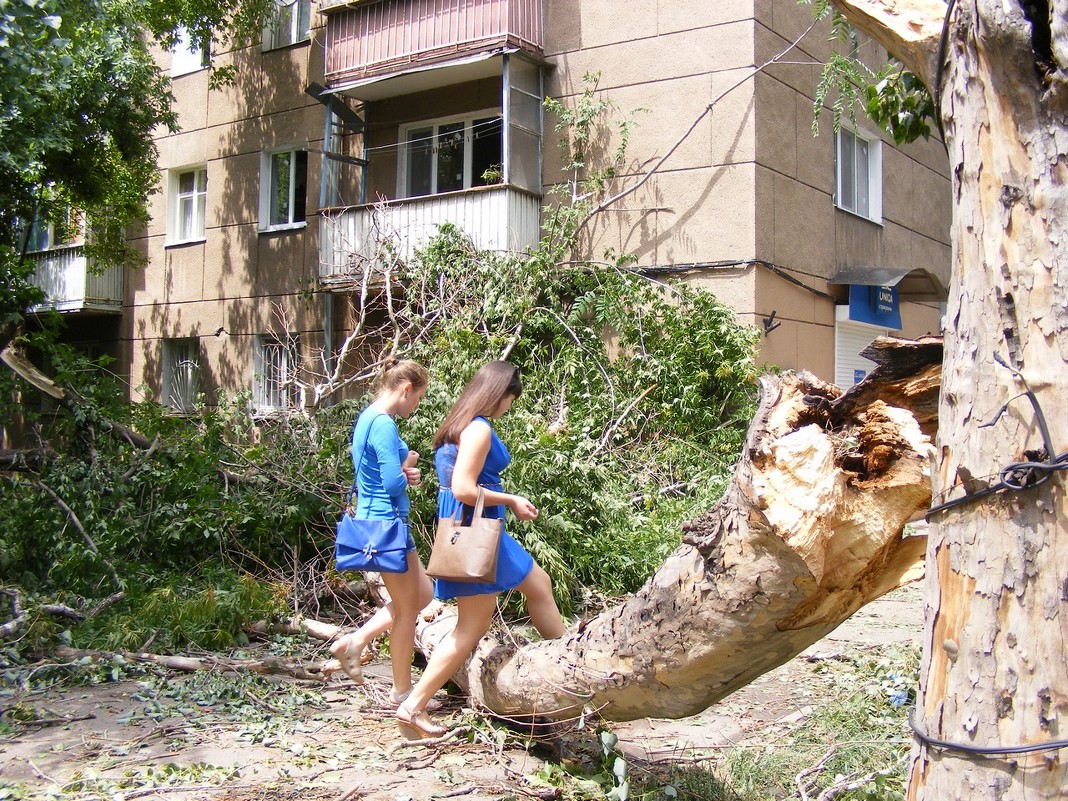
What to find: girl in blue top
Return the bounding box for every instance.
[395,361,565,739]
[331,359,440,710]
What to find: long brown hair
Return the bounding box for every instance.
[432,361,521,448]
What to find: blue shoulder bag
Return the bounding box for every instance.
[335,410,410,574]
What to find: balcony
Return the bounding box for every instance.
[319,184,540,285]
[27,245,123,314]
[324,0,543,86]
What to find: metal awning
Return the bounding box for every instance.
[326,50,515,101]
[829,264,948,302]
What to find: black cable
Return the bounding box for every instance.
[910,707,1068,756]
[932,0,958,152]
[926,353,1066,519]
[927,451,1068,519]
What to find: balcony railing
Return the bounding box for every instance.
[320,185,540,283]
[27,245,123,313]
[325,0,543,84]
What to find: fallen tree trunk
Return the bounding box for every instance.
[424,337,941,722]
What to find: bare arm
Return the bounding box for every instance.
[451,420,538,521]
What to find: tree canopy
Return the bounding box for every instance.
[0,0,273,350]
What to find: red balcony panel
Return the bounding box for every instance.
[325,0,543,84]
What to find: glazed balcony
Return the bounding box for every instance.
[319,184,540,285]
[324,0,544,86]
[27,245,123,314]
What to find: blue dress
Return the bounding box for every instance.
[433,417,534,599]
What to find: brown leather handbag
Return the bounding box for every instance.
[426,487,502,583]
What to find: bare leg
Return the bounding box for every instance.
[332,550,433,684]
[516,564,565,640]
[378,552,434,697]
[400,592,498,719]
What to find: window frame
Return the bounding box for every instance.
[263,0,312,50]
[397,111,504,199]
[259,147,309,231]
[20,207,84,252]
[171,26,210,77]
[170,166,208,245]
[162,337,201,414]
[834,127,883,224]
[254,335,299,414]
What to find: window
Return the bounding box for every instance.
[254,335,298,412]
[171,167,208,243]
[260,149,308,229]
[171,26,210,76]
[163,338,201,413]
[264,0,311,49]
[835,128,882,223]
[400,115,503,198]
[19,207,83,252]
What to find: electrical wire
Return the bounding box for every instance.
[932,0,959,152]
[910,707,1068,756]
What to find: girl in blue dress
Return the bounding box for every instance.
[395,361,565,739]
[330,359,441,710]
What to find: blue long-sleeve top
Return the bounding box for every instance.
[351,408,410,519]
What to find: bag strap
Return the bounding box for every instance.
[471,486,488,519]
[452,486,489,523]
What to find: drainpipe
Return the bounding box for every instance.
[502,53,511,185]
[320,100,337,406]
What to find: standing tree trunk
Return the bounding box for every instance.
[830,1,1068,798]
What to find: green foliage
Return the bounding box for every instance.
[394,224,758,612]
[805,4,935,145]
[813,50,867,136]
[0,0,173,330]
[0,0,275,342]
[76,572,285,652]
[865,68,934,144]
[544,72,645,198]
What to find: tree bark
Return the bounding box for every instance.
[421,340,939,723]
[829,1,1068,798]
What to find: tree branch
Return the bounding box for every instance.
[829,0,947,86]
[575,20,820,233]
[33,479,122,590]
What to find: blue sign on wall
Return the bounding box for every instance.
[848,284,902,329]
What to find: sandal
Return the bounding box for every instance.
[389,689,443,712]
[396,703,447,740]
[329,635,365,684]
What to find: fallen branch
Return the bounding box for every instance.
[33,478,121,590]
[0,588,28,638]
[245,615,346,642]
[0,447,56,472]
[39,604,86,621]
[53,646,331,681]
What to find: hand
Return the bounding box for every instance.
[403,450,419,468]
[402,466,422,487]
[509,495,539,521]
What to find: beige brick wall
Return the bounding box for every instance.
[126,26,330,406]
[119,0,952,402]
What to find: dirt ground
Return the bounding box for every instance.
[0,583,925,801]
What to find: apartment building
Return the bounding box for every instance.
[29,0,950,413]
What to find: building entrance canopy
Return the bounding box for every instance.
[829,264,948,302]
